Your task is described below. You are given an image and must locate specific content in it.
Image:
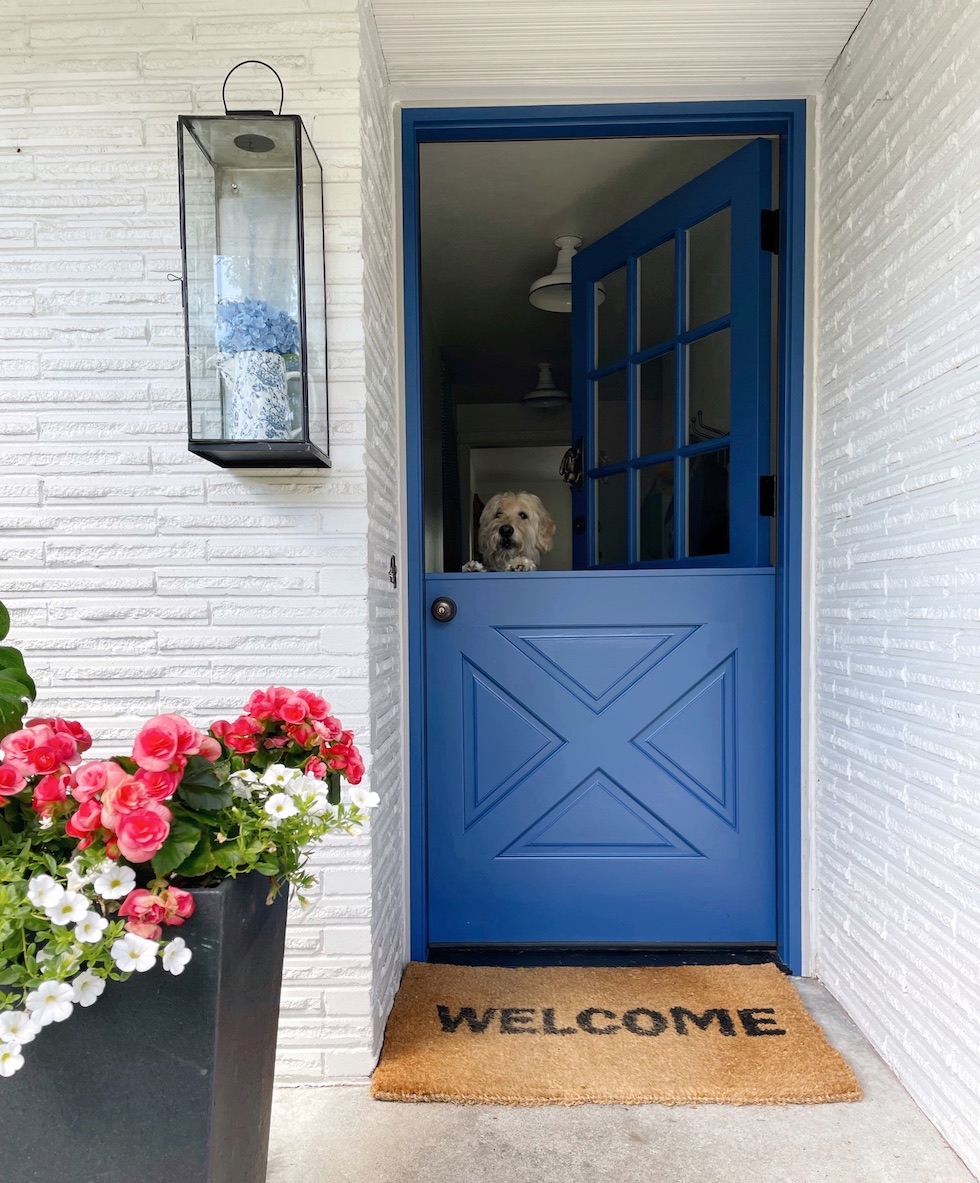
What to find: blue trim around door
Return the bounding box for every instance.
[402,100,808,973]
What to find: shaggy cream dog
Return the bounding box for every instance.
[463,491,557,572]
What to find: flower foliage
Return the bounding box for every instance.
[0,603,374,1080]
[214,298,299,356]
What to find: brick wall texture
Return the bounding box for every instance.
[0,0,403,1083]
[817,0,980,1172]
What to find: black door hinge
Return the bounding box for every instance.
[388,555,397,588]
[761,209,780,254]
[759,475,776,517]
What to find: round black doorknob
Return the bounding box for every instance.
[431,597,457,622]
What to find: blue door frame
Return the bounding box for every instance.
[402,100,808,972]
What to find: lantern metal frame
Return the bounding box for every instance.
[176,62,330,469]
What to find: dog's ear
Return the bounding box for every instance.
[539,512,557,552]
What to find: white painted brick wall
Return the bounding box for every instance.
[0,0,402,1083]
[817,0,980,1173]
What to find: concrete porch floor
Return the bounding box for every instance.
[267,979,975,1182]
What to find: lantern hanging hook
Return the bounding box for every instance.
[222,60,285,116]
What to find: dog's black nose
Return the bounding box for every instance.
[499,524,514,538]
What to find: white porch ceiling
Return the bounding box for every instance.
[371,0,869,93]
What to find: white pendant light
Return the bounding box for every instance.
[523,362,569,408]
[528,235,605,313]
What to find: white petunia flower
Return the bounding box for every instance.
[0,1044,24,1077]
[66,858,93,892]
[110,933,158,974]
[25,981,75,1027]
[348,786,380,810]
[27,874,65,911]
[45,890,89,927]
[230,768,258,784]
[93,862,136,901]
[73,911,109,945]
[71,971,106,1008]
[161,937,193,976]
[38,815,54,831]
[260,764,297,789]
[263,792,299,825]
[0,1010,40,1046]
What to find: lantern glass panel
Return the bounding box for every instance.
[300,122,328,454]
[180,116,304,445]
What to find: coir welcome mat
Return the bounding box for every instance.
[371,962,861,1106]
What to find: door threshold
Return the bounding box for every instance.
[428,945,787,971]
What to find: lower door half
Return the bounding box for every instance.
[425,569,776,946]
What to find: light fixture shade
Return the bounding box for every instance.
[528,235,605,313]
[523,362,569,408]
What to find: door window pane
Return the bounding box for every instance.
[687,328,730,444]
[639,351,674,457]
[638,238,674,349]
[595,265,627,370]
[639,462,675,561]
[687,207,731,330]
[595,472,628,565]
[687,447,729,557]
[594,369,628,466]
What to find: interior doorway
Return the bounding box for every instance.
[403,102,809,972]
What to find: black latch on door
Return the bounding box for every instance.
[759,475,776,517]
[761,209,780,254]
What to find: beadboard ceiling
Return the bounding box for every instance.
[371,0,869,94]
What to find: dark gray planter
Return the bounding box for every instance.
[3,872,288,1183]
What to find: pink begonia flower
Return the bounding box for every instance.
[100,779,151,830]
[297,690,330,721]
[115,802,172,863]
[162,886,195,924]
[285,723,316,747]
[198,735,222,762]
[304,756,328,780]
[134,768,183,801]
[278,695,309,725]
[119,887,167,931]
[32,774,69,816]
[211,715,263,755]
[28,717,92,755]
[1,727,41,774]
[71,760,120,803]
[65,799,103,839]
[245,687,278,721]
[0,764,26,798]
[132,716,182,772]
[312,717,344,743]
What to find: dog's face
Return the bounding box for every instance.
[478,492,557,570]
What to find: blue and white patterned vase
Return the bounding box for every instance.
[219,350,294,440]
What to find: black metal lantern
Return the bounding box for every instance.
[177,62,329,468]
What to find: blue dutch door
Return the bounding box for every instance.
[426,139,776,946]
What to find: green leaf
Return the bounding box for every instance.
[176,754,232,812]
[176,833,216,878]
[0,602,8,643]
[151,818,202,878]
[178,784,233,812]
[212,844,247,872]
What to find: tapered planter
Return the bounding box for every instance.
[3,873,288,1183]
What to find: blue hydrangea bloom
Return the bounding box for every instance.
[215,299,300,356]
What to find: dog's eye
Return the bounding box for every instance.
[519,512,528,519]
[494,511,502,518]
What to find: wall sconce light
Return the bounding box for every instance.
[177,61,329,468]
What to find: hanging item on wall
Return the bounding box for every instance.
[176,61,330,468]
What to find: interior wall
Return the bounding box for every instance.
[816,0,980,1174]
